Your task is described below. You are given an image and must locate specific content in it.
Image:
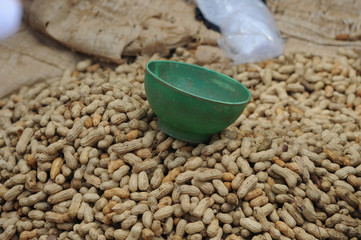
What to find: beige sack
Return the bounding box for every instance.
[268,0,361,48]
[0,25,78,98]
[26,0,221,63]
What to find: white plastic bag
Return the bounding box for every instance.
[196,0,284,64]
[0,0,23,40]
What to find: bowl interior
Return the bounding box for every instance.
[147,60,251,105]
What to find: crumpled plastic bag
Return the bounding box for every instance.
[196,0,284,64]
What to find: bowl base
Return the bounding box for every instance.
[157,120,210,143]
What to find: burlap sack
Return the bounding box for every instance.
[25,0,221,63]
[0,25,79,98]
[268,0,361,49]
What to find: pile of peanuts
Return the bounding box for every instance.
[0,46,361,240]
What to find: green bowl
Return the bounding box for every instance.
[144,60,251,143]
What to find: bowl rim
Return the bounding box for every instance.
[146,60,252,106]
